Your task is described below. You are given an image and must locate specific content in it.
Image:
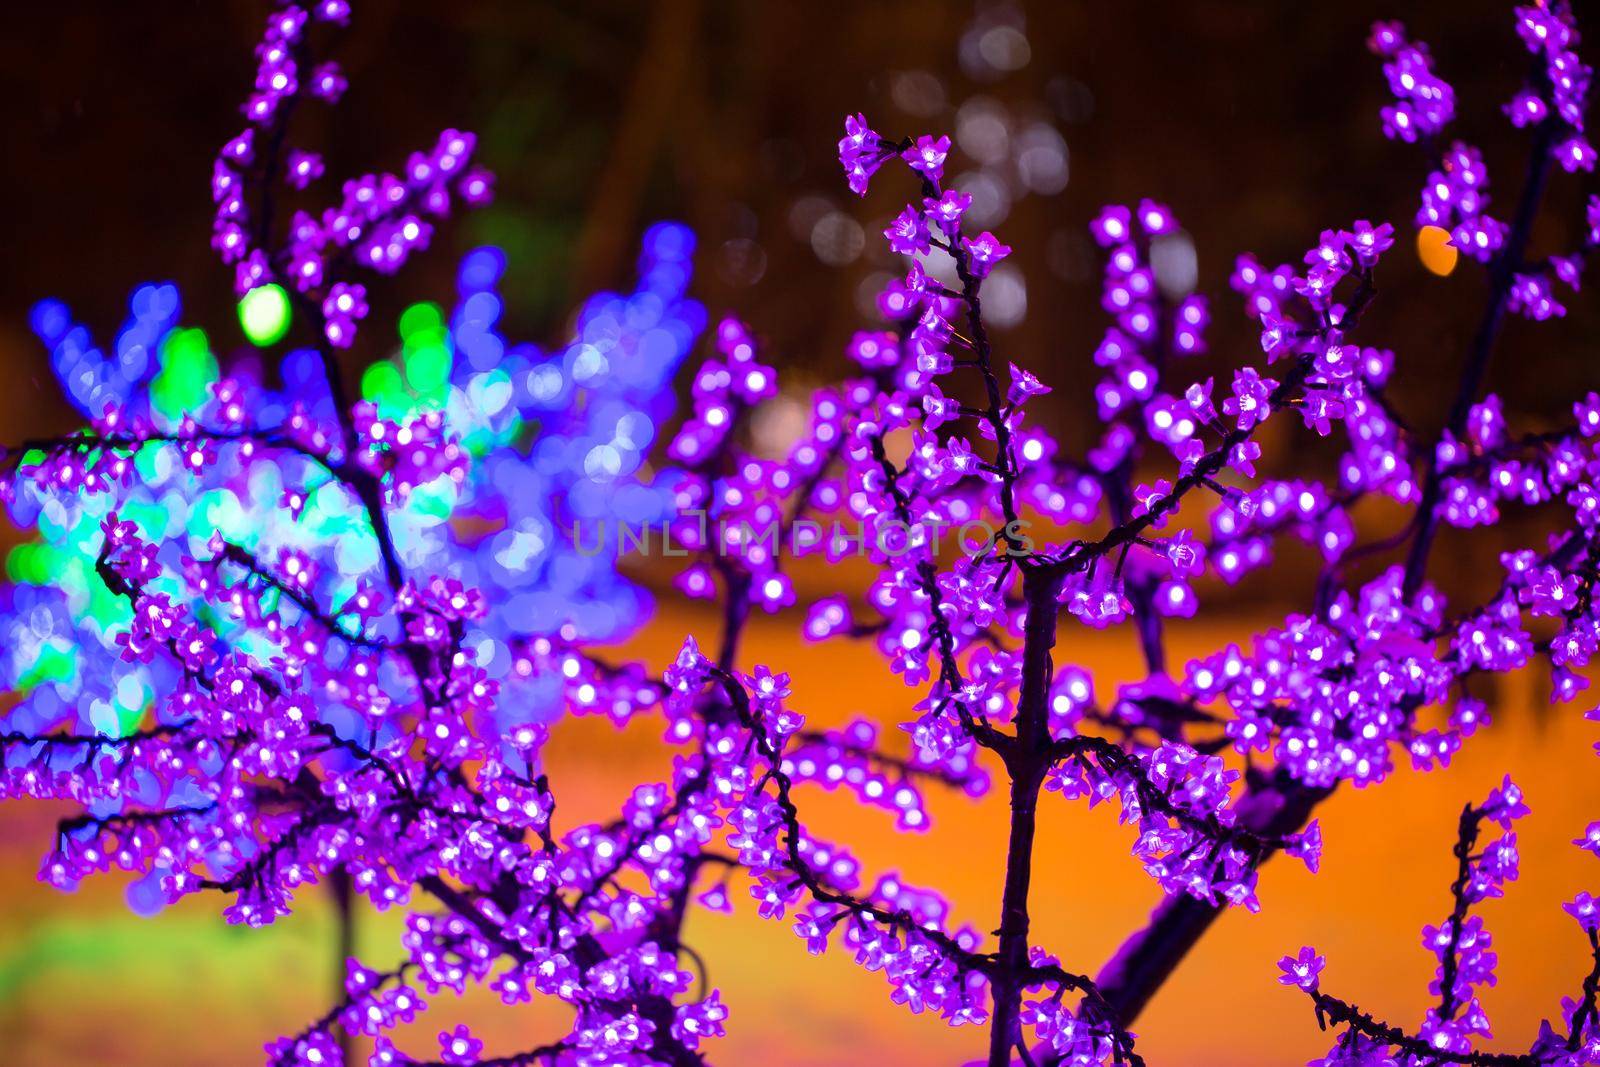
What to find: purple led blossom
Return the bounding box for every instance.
[1283,778,1600,1063]
[1374,4,1595,319]
[211,2,492,349]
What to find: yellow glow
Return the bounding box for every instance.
[1417,225,1458,277]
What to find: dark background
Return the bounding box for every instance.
[0,1,1594,561]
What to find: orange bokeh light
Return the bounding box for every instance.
[1417,225,1459,277]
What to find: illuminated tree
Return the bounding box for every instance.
[3,3,1599,1066]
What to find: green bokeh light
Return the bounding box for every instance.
[398,301,443,342]
[405,343,452,393]
[238,283,292,346]
[361,361,410,419]
[397,300,453,399]
[152,328,219,420]
[18,644,75,689]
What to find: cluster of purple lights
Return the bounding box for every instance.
[1,3,1600,1067]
